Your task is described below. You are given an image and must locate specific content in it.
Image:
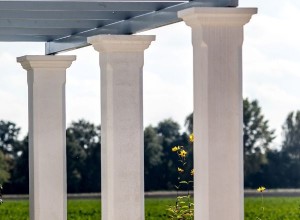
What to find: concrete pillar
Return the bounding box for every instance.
[88,35,155,220]
[17,55,76,220]
[178,7,257,220]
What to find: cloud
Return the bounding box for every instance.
[144,69,193,129]
[0,1,300,146]
[242,0,300,146]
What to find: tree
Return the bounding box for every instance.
[282,111,300,158]
[144,125,164,191]
[0,120,20,155]
[66,119,101,193]
[0,151,10,184]
[184,98,275,188]
[66,130,87,193]
[243,98,275,187]
[0,121,21,188]
[155,119,190,189]
[243,98,275,155]
[184,113,193,135]
[281,111,300,187]
[8,136,29,194]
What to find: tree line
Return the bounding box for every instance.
[0,98,300,194]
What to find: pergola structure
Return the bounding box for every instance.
[0,0,257,219]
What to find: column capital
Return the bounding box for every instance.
[178,7,257,27]
[17,55,76,71]
[87,35,155,53]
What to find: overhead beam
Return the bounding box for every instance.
[0,27,89,36]
[0,1,184,11]
[0,10,145,20]
[0,35,59,42]
[47,1,221,54]
[0,19,117,29]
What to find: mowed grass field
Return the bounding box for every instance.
[0,197,299,219]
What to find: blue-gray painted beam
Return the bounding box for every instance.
[0,10,146,20]
[0,35,62,42]
[0,27,89,36]
[0,19,117,29]
[0,1,185,11]
[45,0,238,54]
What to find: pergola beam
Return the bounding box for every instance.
[0,0,185,12]
[46,1,223,54]
[0,0,239,54]
[0,19,116,29]
[0,10,145,20]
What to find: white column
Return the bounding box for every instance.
[17,55,76,220]
[88,35,155,220]
[178,8,257,220]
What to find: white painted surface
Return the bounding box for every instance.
[179,7,257,220]
[88,35,155,220]
[17,55,76,220]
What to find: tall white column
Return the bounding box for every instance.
[17,55,76,220]
[88,35,155,220]
[178,8,257,220]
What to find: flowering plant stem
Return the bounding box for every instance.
[256,186,266,220]
[167,134,194,219]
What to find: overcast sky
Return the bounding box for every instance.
[0,0,299,147]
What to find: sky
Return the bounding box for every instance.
[0,0,299,147]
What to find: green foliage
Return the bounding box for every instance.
[243,99,275,188]
[282,111,300,158]
[0,121,20,155]
[144,119,191,190]
[155,119,191,190]
[0,151,10,184]
[167,141,194,219]
[8,136,29,194]
[184,99,276,189]
[278,111,300,188]
[243,98,275,154]
[144,126,164,191]
[167,195,194,220]
[0,121,22,190]
[184,113,193,135]
[66,120,101,193]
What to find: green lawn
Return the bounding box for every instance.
[0,197,299,219]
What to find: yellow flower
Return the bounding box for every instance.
[172,146,180,152]
[189,133,194,143]
[191,169,194,176]
[178,167,184,173]
[179,150,187,158]
[257,186,266,193]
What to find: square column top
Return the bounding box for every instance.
[88,35,156,52]
[17,55,76,70]
[178,7,257,27]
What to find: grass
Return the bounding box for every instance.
[0,197,299,219]
[245,197,300,220]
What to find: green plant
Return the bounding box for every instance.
[166,134,194,219]
[256,186,266,220]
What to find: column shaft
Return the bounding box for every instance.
[88,35,155,220]
[179,7,257,220]
[17,55,76,220]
